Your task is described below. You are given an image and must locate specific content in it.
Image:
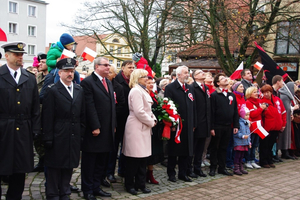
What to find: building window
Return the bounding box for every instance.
[28,26,36,36]
[9,2,17,13]
[110,46,114,52]
[117,48,121,54]
[9,23,17,34]
[112,38,119,43]
[28,5,36,17]
[28,45,35,55]
[117,61,121,68]
[109,60,113,64]
[276,21,300,55]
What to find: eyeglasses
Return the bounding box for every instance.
[98,64,111,67]
[140,76,148,78]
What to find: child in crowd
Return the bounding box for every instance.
[46,33,81,83]
[233,106,251,175]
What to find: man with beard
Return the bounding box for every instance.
[106,61,134,182]
[209,73,239,176]
[0,42,40,199]
[164,66,195,182]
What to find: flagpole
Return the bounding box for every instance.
[283,82,297,105]
[254,67,263,78]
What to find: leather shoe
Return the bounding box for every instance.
[262,164,270,168]
[101,179,111,187]
[178,175,192,182]
[195,170,207,177]
[269,163,276,168]
[137,187,151,193]
[70,185,79,192]
[107,174,117,183]
[84,194,97,200]
[209,170,215,176]
[127,188,137,195]
[282,154,295,160]
[187,172,198,178]
[218,169,233,176]
[168,176,176,182]
[93,189,111,197]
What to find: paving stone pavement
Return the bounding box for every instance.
[2,158,300,199]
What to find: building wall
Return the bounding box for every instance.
[0,0,47,68]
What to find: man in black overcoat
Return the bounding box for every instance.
[0,42,40,199]
[187,69,211,178]
[209,73,239,177]
[164,66,195,182]
[42,58,85,200]
[80,57,116,200]
[106,61,134,181]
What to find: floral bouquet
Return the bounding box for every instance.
[155,97,182,143]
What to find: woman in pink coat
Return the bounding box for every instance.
[123,69,157,195]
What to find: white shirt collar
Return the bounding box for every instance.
[94,71,105,82]
[177,79,184,87]
[7,65,21,84]
[60,79,73,98]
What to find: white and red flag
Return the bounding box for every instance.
[250,120,269,139]
[81,47,97,62]
[254,61,263,70]
[229,62,243,80]
[60,49,76,59]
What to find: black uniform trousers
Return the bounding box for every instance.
[0,173,25,200]
[125,156,147,190]
[46,167,72,200]
[81,151,109,195]
[209,126,232,171]
[167,156,189,178]
[259,130,279,166]
[188,137,207,174]
[107,131,125,176]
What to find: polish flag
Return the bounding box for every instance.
[60,49,76,59]
[81,47,97,62]
[229,62,243,80]
[254,61,263,70]
[250,120,269,139]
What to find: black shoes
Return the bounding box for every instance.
[187,172,198,178]
[101,179,111,187]
[32,164,44,172]
[70,185,79,192]
[84,194,97,200]
[178,175,192,182]
[209,169,215,176]
[107,174,117,183]
[168,176,177,182]
[127,188,137,195]
[136,187,151,193]
[218,169,233,176]
[194,170,207,177]
[93,188,112,197]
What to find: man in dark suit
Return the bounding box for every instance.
[106,61,134,181]
[0,42,40,199]
[106,64,125,183]
[241,69,254,94]
[42,58,85,200]
[80,57,116,200]
[209,73,239,177]
[164,66,195,182]
[188,69,211,178]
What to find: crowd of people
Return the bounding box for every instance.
[1,35,300,200]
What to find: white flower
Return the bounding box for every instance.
[169,116,175,122]
[169,100,174,104]
[173,111,177,115]
[163,98,168,101]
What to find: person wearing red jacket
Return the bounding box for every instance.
[259,84,286,168]
[132,53,153,78]
[245,86,267,169]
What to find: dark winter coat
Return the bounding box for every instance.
[0,65,40,175]
[192,82,211,138]
[80,72,116,153]
[42,81,85,168]
[164,79,194,156]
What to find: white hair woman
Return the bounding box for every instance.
[123,69,157,195]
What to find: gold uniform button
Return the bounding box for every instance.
[17,89,20,92]
[17,102,20,105]
[16,127,19,131]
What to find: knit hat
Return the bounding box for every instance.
[239,105,250,119]
[132,52,142,62]
[232,81,242,91]
[32,57,39,67]
[60,33,75,47]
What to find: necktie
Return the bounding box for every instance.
[201,84,205,92]
[222,88,228,92]
[68,86,72,92]
[182,84,186,91]
[102,78,108,92]
[14,71,17,78]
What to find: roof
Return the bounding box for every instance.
[29,0,48,5]
[169,58,221,69]
[73,34,108,56]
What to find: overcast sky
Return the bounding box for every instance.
[45,0,90,45]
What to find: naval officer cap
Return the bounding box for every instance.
[56,58,76,70]
[1,42,27,53]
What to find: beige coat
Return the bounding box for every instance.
[123,84,157,158]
